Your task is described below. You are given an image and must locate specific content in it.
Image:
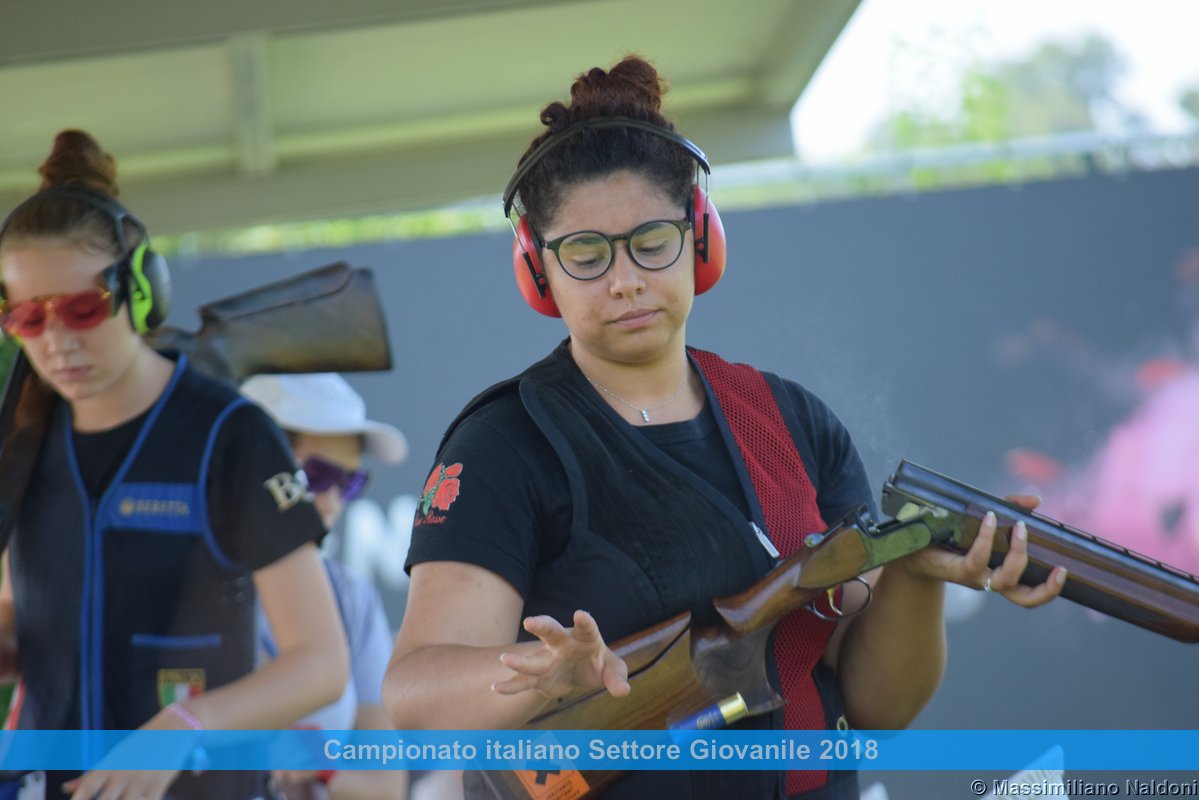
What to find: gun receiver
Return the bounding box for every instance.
[882,460,1199,643]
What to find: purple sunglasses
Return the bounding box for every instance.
[302,455,369,501]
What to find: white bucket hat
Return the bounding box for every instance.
[241,373,408,464]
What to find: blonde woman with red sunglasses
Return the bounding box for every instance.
[0,130,348,800]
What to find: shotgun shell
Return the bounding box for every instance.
[669,693,750,730]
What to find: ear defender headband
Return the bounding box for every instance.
[502,116,727,318]
[0,185,171,333]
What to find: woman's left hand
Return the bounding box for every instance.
[896,494,1067,608]
[61,705,193,799]
[494,610,630,702]
[62,769,179,800]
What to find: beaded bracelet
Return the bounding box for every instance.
[165,701,205,731]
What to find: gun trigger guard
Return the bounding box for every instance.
[803,576,874,621]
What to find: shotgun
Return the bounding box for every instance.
[0,261,392,553]
[880,459,1199,644]
[483,462,1199,799]
[482,505,942,799]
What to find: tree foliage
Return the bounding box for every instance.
[1181,84,1199,121]
[869,34,1136,152]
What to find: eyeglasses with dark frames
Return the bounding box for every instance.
[541,218,692,281]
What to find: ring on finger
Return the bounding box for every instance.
[983,575,994,593]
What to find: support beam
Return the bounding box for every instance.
[228,34,277,175]
[0,109,794,236]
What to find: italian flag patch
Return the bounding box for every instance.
[157,668,206,708]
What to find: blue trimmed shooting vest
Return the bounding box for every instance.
[10,356,257,733]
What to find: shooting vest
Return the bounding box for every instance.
[491,344,844,796]
[10,356,258,734]
[689,350,841,797]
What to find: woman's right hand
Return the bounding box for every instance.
[492,610,630,702]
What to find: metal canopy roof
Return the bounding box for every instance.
[0,0,859,235]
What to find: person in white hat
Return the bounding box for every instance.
[241,373,408,531]
[241,373,411,800]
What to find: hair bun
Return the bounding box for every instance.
[539,102,572,136]
[567,56,667,123]
[37,130,119,196]
[512,54,694,235]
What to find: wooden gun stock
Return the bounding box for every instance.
[0,261,392,554]
[483,508,944,799]
[144,261,391,383]
[881,460,1199,643]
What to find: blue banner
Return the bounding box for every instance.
[1,729,1196,771]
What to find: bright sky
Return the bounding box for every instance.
[792,0,1199,162]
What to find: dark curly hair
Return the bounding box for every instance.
[0,129,139,258]
[511,56,698,234]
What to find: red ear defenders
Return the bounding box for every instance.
[502,116,727,318]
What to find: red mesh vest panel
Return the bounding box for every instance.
[692,349,837,796]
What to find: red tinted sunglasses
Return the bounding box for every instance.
[0,287,115,338]
[301,455,370,501]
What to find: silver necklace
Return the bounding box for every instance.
[587,372,689,423]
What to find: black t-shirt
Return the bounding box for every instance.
[71,396,323,571]
[406,375,871,601]
[407,353,872,800]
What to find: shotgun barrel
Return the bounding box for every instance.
[882,460,1199,643]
